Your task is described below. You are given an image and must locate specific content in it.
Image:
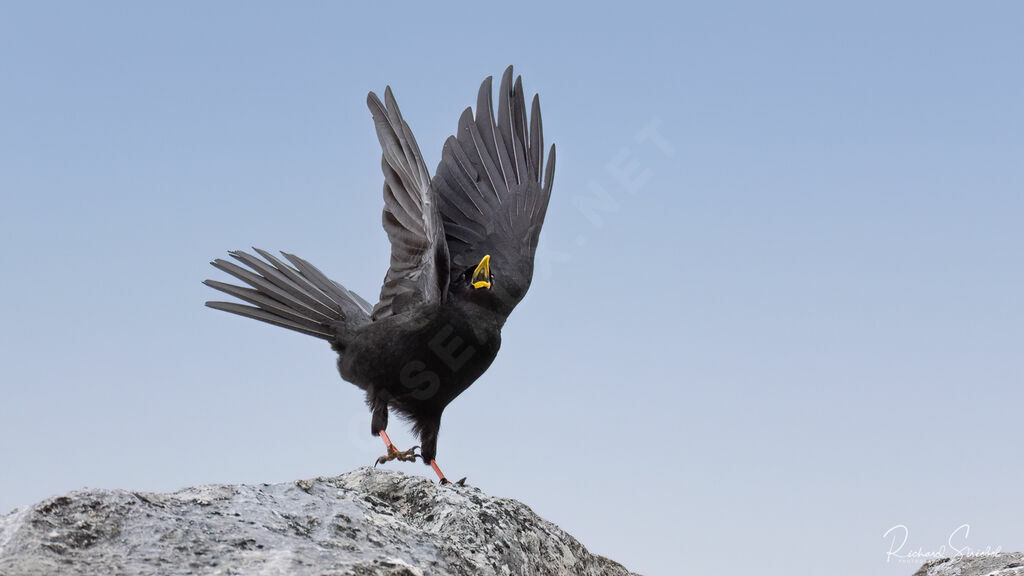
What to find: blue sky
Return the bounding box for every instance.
[1,3,1022,575]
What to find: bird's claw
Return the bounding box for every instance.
[440,477,467,487]
[374,444,420,467]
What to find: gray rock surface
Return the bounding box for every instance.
[0,468,637,576]
[913,552,1024,576]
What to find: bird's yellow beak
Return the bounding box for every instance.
[471,255,491,289]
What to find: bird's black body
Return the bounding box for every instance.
[337,293,504,463]
[205,66,554,472]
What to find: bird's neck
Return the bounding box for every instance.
[448,295,506,331]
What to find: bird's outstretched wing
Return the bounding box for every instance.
[433,66,556,317]
[367,87,450,320]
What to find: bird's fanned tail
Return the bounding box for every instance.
[204,249,372,345]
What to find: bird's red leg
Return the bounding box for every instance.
[429,459,446,482]
[374,430,418,466]
[429,460,466,486]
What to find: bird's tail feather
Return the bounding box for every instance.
[205,248,372,342]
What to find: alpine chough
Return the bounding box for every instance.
[204,66,555,484]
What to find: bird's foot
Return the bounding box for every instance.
[439,477,467,487]
[374,444,420,466]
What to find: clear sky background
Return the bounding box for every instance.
[1,3,1021,575]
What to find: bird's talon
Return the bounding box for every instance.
[395,446,419,462]
[375,443,420,466]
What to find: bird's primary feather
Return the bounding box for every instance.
[367,88,449,321]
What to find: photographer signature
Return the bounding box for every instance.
[883,524,1002,563]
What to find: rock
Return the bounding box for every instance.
[913,552,1024,576]
[0,467,638,576]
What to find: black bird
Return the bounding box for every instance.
[204,66,555,484]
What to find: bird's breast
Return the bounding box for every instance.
[339,304,501,404]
